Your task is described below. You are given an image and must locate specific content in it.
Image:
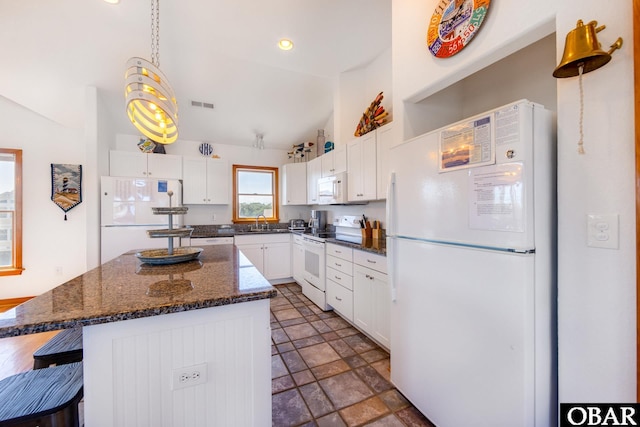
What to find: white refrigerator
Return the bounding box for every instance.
[387,100,557,427]
[100,176,183,263]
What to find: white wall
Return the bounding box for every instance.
[392,0,635,404]
[336,48,393,145]
[0,96,88,299]
[555,3,635,402]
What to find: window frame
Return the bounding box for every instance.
[232,164,279,224]
[0,148,23,276]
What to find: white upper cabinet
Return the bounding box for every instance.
[282,163,307,205]
[375,123,395,200]
[320,145,347,177]
[182,156,229,204]
[109,150,182,180]
[306,157,322,205]
[347,131,377,202]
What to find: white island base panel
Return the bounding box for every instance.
[82,299,272,427]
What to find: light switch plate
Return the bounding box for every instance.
[587,214,619,249]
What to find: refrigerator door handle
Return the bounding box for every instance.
[388,236,397,302]
[386,172,396,237]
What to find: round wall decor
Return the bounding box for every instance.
[427,0,490,58]
[199,142,213,157]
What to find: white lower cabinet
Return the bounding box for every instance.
[292,235,304,284]
[234,234,291,282]
[352,251,390,350]
[325,243,354,321]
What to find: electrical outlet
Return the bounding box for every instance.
[587,214,619,249]
[172,363,207,390]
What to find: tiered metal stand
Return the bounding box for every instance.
[135,191,203,265]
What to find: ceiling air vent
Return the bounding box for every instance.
[191,101,213,110]
[191,100,215,110]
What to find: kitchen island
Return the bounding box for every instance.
[0,245,276,427]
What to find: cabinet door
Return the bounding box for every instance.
[347,139,362,201]
[147,153,183,179]
[292,243,304,284]
[320,152,334,177]
[370,269,390,349]
[306,157,322,205]
[237,244,264,273]
[109,151,148,177]
[353,264,373,333]
[182,157,208,204]
[376,123,395,200]
[206,158,230,204]
[332,146,347,175]
[283,163,307,205]
[353,263,389,350]
[263,242,291,280]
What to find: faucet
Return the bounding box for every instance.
[256,214,268,230]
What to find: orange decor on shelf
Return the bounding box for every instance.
[354,92,388,137]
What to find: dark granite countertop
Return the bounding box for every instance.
[326,238,387,256]
[188,224,292,238]
[0,245,276,338]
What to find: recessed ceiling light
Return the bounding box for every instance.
[104,0,120,4]
[278,39,294,51]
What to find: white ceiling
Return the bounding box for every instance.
[0,0,391,150]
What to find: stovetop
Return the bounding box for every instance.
[300,230,336,242]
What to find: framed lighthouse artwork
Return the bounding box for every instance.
[427,0,490,58]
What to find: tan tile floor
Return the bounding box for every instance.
[271,283,435,427]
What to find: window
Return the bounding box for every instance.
[0,149,23,276]
[232,165,279,224]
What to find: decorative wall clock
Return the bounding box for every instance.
[427,0,490,58]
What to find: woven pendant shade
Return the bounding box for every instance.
[125,57,178,144]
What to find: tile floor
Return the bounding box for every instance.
[271,283,435,427]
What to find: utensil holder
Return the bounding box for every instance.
[361,228,372,239]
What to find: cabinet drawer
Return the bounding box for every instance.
[327,280,353,321]
[326,267,353,291]
[326,243,353,261]
[353,250,387,274]
[326,255,352,276]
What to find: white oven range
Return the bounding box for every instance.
[300,233,331,310]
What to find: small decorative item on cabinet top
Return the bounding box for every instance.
[324,141,334,153]
[137,138,156,153]
[354,92,388,137]
[288,141,314,162]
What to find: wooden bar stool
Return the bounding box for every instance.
[0,362,83,427]
[33,328,83,369]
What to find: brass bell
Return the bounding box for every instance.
[553,19,623,78]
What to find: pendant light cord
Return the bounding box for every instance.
[577,63,585,154]
[151,0,160,67]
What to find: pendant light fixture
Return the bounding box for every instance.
[125,0,179,144]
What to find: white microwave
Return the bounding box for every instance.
[317,172,348,205]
